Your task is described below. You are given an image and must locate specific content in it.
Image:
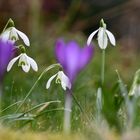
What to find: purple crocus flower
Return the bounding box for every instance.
[55,39,94,133]
[55,39,94,83]
[0,39,15,82]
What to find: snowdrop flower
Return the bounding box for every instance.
[46,71,71,90]
[7,53,38,73]
[1,27,30,46]
[87,19,116,49]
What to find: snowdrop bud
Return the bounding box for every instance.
[100,19,106,28]
[8,18,15,27]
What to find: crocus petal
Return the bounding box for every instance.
[87,29,98,46]
[79,45,94,69]
[0,40,15,80]
[55,39,66,66]
[58,71,71,90]
[14,28,30,46]
[55,40,94,83]
[65,41,81,81]
[46,73,57,89]
[27,55,38,71]
[106,30,116,46]
[98,27,108,49]
[7,55,20,71]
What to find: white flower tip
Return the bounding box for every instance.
[34,66,38,72]
[32,62,38,72]
[46,74,57,89]
[98,28,108,49]
[59,71,72,90]
[22,65,30,73]
[106,30,116,46]
[87,29,98,46]
[87,37,91,46]
[27,56,38,72]
[46,83,50,89]
[15,28,30,46]
[7,66,11,72]
[7,56,20,72]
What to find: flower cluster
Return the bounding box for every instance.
[46,39,94,90]
[0,17,119,134]
[46,18,116,90]
[0,19,38,73]
[1,27,30,46]
[0,18,116,91]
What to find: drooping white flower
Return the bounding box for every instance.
[46,71,71,90]
[87,19,116,49]
[7,53,38,72]
[1,27,30,46]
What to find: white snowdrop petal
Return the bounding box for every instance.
[10,27,19,40]
[27,56,38,71]
[59,71,71,90]
[15,28,30,46]
[7,55,20,71]
[106,30,116,46]
[22,64,30,73]
[46,74,57,89]
[98,28,108,49]
[19,54,27,64]
[61,83,66,90]
[1,30,10,41]
[87,29,98,46]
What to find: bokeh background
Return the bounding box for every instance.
[0,0,140,132]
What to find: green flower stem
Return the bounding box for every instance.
[63,90,92,134]
[96,87,102,123]
[63,90,72,134]
[15,63,61,113]
[2,18,14,33]
[96,49,105,122]
[101,49,105,86]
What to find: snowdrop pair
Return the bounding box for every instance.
[87,19,116,49]
[0,19,38,73]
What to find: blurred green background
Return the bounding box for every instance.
[0,0,140,133]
